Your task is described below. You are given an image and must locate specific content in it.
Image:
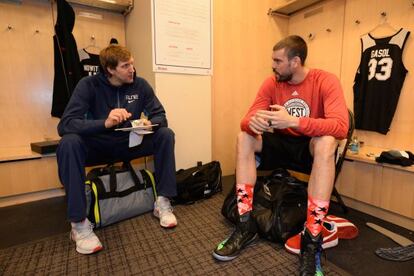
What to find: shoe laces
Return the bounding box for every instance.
[157,196,173,213]
[73,220,95,239]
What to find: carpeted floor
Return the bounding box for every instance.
[0,194,346,275]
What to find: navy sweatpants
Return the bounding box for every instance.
[56,127,176,222]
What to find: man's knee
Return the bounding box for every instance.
[57,134,84,155]
[237,131,261,155]
[310,136,337,159]
[155,127,175,143]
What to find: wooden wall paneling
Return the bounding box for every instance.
[212,0,288,175]
[335,161,355,196]
[0,0,58,150]
[336,160,382,206]
[341,0,378,109]
[0,157,60,197]
[288,0,345,76]
[381,168,414,218]
[337,159,414,219]
[30,1,60,142]
[341,0,414,151]
[0,0,126,157]
[71,5,126,53]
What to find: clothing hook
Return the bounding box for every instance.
[308,33,315,40]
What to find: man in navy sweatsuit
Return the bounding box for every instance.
[56,45,177,255]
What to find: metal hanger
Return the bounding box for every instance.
[368,12,399,38]
[84,35,101,54]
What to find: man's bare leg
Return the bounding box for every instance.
[236,131,263,185]
[308,136,337,200]
[300,135,337,276]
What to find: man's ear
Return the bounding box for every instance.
[292,56,301,68]
[105,67,115,77]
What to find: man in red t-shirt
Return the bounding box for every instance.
[212,35,348,275]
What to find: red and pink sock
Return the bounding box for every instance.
[306,195,329,236]
[236,183,254,221]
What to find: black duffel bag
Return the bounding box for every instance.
[173,161,222,204]
[221,168,307,243]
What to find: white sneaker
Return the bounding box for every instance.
[153,196,177,228]
[70,218,103,254]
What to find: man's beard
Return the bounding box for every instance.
[274,71,293,82]
[122,74,134,84]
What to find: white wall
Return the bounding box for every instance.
[126,0,212,169]
[155,73,211,169]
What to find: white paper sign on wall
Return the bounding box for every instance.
[151,0,212,75]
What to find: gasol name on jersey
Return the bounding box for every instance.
[371,49,390,58]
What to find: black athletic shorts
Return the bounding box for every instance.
[257,131,313,174]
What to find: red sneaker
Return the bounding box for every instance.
[285,221,339,255]
[325,215,359,239]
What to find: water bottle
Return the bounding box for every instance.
[349,136,359,154]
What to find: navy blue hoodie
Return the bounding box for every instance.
[57,73,167,136]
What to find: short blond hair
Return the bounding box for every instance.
[99,45,132,74]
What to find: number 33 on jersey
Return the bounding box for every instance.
[353,28,410,134]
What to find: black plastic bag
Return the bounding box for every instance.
[221,168,307,243]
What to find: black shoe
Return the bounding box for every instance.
[212,220,259,261]
[299,229,324,276]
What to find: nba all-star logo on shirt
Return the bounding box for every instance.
[284,98,310,118]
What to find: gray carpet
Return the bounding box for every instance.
[0,194,347,275]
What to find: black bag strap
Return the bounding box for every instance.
[98,165,151,199]
[140,169,151,189]
[86,167,105,180]
[109,165,117,193]
[124,161,146,190]
[212,161,223,192]
[86,162,147,195]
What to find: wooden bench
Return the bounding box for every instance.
[345,145,414,173]
[336,145,414,231]
[0,147,62,207]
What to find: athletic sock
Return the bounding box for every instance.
[236,183,254,222]
[306,195,329,236]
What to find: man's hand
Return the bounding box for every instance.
[256,104,299,130]
[105,108,132,128]
[248,110,272,135]
[140,118,152,127]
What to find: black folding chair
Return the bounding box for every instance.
[331,109,355,213]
